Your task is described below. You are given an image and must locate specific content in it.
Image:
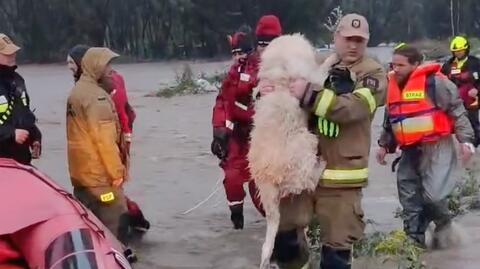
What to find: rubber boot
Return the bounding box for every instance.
[407,233,426,249]
[229,204,244,229]
[117,213,132,245]
[271,229,309,268]
[127,198,151,233]
[124,247,138,264]
[432,219,464,249]
[320,245,351,269]
[403,214,428,248]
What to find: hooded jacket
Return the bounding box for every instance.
[66,47,124,187]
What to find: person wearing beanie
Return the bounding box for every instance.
[0,33,42,165]
[215,15,284,228]
[211,29,265,230]
[212,16,284,229]
[67,44,90,82]
[255,15,283,54]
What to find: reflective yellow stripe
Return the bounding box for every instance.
[100,192,115,202]
[354,88,376,113]
[0,119,3,125]
[314,89,335,117]
[0,103,7,113]
[322,168,368,181]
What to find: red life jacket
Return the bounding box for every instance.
[387,64,453,146]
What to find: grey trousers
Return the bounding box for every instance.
[397,136,456,244]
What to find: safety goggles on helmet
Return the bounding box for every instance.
[231,48,243,55]
[257,40,270,47]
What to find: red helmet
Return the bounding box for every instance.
[228,32,254,54]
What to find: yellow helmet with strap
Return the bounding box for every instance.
[450,36,469,52]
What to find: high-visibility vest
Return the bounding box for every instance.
[387,64,453,146]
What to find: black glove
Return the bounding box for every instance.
[211,129,229,160]
[324,67,355,95]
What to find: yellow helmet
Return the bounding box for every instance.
[450,36,469,52]
[394,42,407,50]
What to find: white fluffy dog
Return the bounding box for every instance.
[248,34,329,269]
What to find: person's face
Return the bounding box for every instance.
[391,54,419,84]
[454,50,467,59]
[0,52,16,67]
[334,33,367,65]
[100,64,115,93]
[232,52,247,65]
[66,55,78,74]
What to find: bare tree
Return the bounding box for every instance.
[323,6,343,33]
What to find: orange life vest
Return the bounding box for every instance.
[387,64,453,146]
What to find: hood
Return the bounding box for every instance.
[81,47,119,81]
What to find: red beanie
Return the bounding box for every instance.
[255,15,282,40]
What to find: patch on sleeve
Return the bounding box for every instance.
[363,76,379,90]
[0,95,7,104]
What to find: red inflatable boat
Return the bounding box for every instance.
[0,158,134,269]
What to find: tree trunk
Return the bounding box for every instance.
[450,0,455,35]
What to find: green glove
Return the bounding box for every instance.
[318,117,339,138]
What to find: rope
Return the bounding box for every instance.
[181,178,222,215]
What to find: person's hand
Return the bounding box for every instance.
[211,137,228,160]
[15,129,29,144]
[112,178,124,188]
[461,142,475,165]
[376,147,388,165]
[325,67,355,95]
[124,133,132,143]
[468,88,478,98]
[31,141,42,159]
[288,77,308,100]
[258,79,275,96]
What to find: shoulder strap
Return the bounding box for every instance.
[426,73,438,107]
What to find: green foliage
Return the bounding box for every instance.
[448,168,480,216]
[353,230,425,269]
[155,64,223,97]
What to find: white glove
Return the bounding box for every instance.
[461,142,475,164]
[124,133,132,143]
[463,142,475,153]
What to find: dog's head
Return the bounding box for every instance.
[259,34,325,89]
